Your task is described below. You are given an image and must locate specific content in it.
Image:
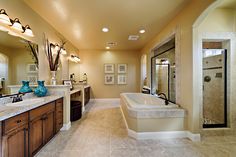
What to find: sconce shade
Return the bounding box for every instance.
[52,44,60,55]
[11,18,24,32]
[23,25,34,37]
[0,9,11,25]
[61,48,67,55]
[71,55,80,63]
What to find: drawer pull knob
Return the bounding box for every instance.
[16,120,22,123]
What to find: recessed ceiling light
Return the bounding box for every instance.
[102,27,109,32]
[106,46,110,49]
[139,29,145,34]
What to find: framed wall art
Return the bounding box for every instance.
[28,75,38,85]
[104,74,115,84]
[118,64,127,73]
[117,75,127,85]
[27,64,38,73]
[104,64,114,73]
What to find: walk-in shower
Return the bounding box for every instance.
[202,41,228,128]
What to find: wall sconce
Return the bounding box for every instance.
[70,55,80,63]
[61,48,67,55]
[11,18,23,32]
[23,25,34,37]
[51,43,67,55]
[0,9,11,25]
[0,9,34,37]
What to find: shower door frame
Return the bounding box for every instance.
[151,46,175,103]
[202,49,227,128]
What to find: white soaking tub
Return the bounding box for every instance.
[120,93,187,140]
[121,93,179,109]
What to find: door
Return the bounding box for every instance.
[2,125,28,157]
[202,49,227,128]
[44,111,55,143]
[29,116,44,156]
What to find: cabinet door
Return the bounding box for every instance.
[55,98,63,133]
[84,87,90,105]
[44,111,55,143]
[2,125,28,157]
[29,117,44,156]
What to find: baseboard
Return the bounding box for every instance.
[90,98,120,102]
[186,131,201,141]
[120,106,201,141]
[61,122,71,131]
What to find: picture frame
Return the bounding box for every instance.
[27,64,38,73]
[63,80,73,90]
[28,75,38,85]
[118,64,127,73]
[104,64,114,73]
[104,74,115,85]
[117,75,127,85]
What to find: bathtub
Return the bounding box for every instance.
[121,93,179,109]
[120,93,187,140]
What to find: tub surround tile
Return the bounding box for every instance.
[130,108,186,118]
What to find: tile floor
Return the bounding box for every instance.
[36,100,236,157]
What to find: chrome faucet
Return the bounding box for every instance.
[11,92,25,103]
[157,92,169,105]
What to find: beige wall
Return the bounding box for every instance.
[141,0,215,133]
[199,8,236,32]
[0,0,79,84]
[69,50,141,98]
[197,7,236,135]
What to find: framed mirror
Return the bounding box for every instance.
[0,31,38,97]
[151,37,176,103]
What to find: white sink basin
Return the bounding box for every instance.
[5,98,43,107]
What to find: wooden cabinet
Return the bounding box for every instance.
[55,98,63,133]
[29,102,55,156]
[2,113,29,157]
[84,87,90,105]
[1,98,63,157]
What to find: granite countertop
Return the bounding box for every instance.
[70,88,82,95]
[0,95,63,121]
[8,85,70,88]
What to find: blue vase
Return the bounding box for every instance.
[34,81,48,97]
[19,81,33,93]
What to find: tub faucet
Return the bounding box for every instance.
[157,93,169,105]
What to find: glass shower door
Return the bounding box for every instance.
[202,49,227,128]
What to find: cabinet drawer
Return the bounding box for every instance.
[56,118,63,132]
[56,110,63,118]
[30,102,55,121]
[3,112,29,135]
[56,104,63,112]
[56,98,63,104]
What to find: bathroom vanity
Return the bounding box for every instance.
[0,96,63,157]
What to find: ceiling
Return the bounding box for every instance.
[24,0,191,50]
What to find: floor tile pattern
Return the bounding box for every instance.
[36,100,236,157]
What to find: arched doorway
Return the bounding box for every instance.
[193,0,236,133]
